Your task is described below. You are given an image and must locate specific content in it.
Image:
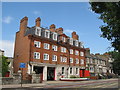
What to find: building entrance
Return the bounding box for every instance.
[47,67,55,81]
[33,66,43,82]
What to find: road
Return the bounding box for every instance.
[2,78,119,90]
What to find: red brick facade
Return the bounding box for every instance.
[13,16,86,80]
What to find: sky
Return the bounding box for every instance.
[1,2,113,57]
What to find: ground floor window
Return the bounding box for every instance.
[62,67,64,74]
[76,68,78,74]
[70,67,72,74]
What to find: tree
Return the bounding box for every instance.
[0,56,9,77]
[89,2,120,75]
[89,2,120,52]
[108,51,120,75]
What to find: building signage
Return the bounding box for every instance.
[19,63,26,68]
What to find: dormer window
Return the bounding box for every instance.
[75,40,79,47]
[69,38,73,45]
[45,30,50,38]
[62,37,66,42]
[35,27,41,36]
[53,32,57,41]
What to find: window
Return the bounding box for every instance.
[52,55,57,61]
[45,30,50,38]
[70,67,72,74]
[43,53,49,60]
[75,50,79,55]
[34,41,41,48]
[87,58,89,63]
[34,52,40,59]
[62,67,64,74]
[70,49,73,54]
[90,58,93,64]
[76,58,79,64]
[44,43,50,50]
[80,51,84,56]
[70,58,73,63]
[35,27,41,36]
[52,45,57,51]
[60,56,63,62]
[61,56,67,62]
[75,40,79,47]
[53,32,57,41]
[81,59,84,64]
[61,47,66,53]
[69,38,73,45]
[76,68,78,74]
[62,37,66,42]
[63,57,67,62]
[90,67,94,72]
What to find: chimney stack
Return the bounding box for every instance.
[20,16,28,35]
[50,24,56,32]
[72,31,79,40]
[35,17,41,27]
[56,27,63,35]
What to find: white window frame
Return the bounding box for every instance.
[75,40,79,47]
[43,53,49,60]
[34,52,40,59]
[62,37,66,42]
[44,43,50,50]
[70,49,73,54]
[81,59,84,64]
[52,45,58,51]
[52,55,57,61]
[34,41,41,48]
[35,27,41,36]
[75,50,79,55]
[80,51,84,56]
[61,56,67,62]
[60,56,63,62]
[76,58,79,64]
[45,30,50,38]
[69,38,73,45]
[61,47,66,53]
[70,58,73,63]
[53,32,57,41]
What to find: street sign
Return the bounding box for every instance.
[19,63,26,68]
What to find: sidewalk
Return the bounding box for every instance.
[2,83,45,88]
[1,78,118,89]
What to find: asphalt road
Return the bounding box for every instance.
[2,78,119,90]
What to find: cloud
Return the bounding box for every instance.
[0,40,14,57]
[33,11,41,15]
[64,29,74,33]
[2,16,13,24]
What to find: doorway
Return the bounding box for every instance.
[47,67,55,81]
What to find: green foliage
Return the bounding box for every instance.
[89,2,120,52]
[108,51,120,75]
[0,56,9,77]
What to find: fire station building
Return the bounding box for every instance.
[13,17,87,81]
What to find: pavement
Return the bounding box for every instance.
[1,78,119,90]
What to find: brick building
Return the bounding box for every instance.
[13,17,86,81]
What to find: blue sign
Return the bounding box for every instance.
[20,63,26,68]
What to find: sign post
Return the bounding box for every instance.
[19,63,26,87]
